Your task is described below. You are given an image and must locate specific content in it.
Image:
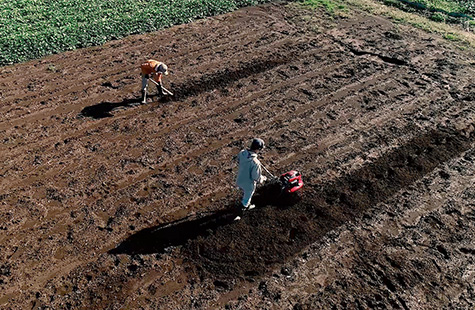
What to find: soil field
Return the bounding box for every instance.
[1,2,474,309]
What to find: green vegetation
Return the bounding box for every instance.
[346,0,475,46]
[443,32,459,40]
[0,0,272,66]
[303,0,346,13]
[380,0,474,18]
[376,0,474,38]
[421,0,474,15]
[430,11,446,22]
[415,0,465,14]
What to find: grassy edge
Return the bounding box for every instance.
[298,0,475,48]
[344,0,475,47]
[301,0,347,14]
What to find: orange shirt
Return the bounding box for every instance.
[141,60,163,81]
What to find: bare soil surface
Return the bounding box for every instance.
[1,2,474,309]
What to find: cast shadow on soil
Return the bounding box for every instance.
[80,98,139,119]
[80,96,170,119]
[182,126,474,279]
[108,209,235,255]
[109,183,293,256]
[81,53,300,120]
[169,56,291,101]
[110,126,473,280]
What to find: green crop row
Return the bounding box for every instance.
[0,0,274,66]
[382,0,474,18]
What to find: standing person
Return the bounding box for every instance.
[235,138,267,220]
[140,59,169,103]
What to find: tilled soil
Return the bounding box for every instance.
[0,2,474,309]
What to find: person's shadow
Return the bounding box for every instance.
[80,95,171,119]
[108,208,237,255]
[109,127,473,280]
[108,182,291,255]
[80,98,140,119]
[81,57,291,120]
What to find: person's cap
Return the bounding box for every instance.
[250,138,265,150]
[157,63,169,75]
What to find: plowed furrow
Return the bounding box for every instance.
[0,31,317,122]
[0,47,345,185]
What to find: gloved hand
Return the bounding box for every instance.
[259,175,267,184]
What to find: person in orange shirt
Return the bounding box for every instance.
[140,59,169,103]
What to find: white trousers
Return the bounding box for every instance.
[141,76,148,92]
[238,183,256,208]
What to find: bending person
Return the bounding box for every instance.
[140,59,169,103]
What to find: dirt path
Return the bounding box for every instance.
[0,2,474,309]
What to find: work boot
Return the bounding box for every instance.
[243,204,255,211]
[141,90,146,104]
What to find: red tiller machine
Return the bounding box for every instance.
[279,170,304,193]
[262,165,304,194]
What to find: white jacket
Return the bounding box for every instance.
[236,149,262,189]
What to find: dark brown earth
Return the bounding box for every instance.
[1,2,474,309]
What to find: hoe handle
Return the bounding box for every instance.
[261,164,276,179]
[148,78,173,96]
